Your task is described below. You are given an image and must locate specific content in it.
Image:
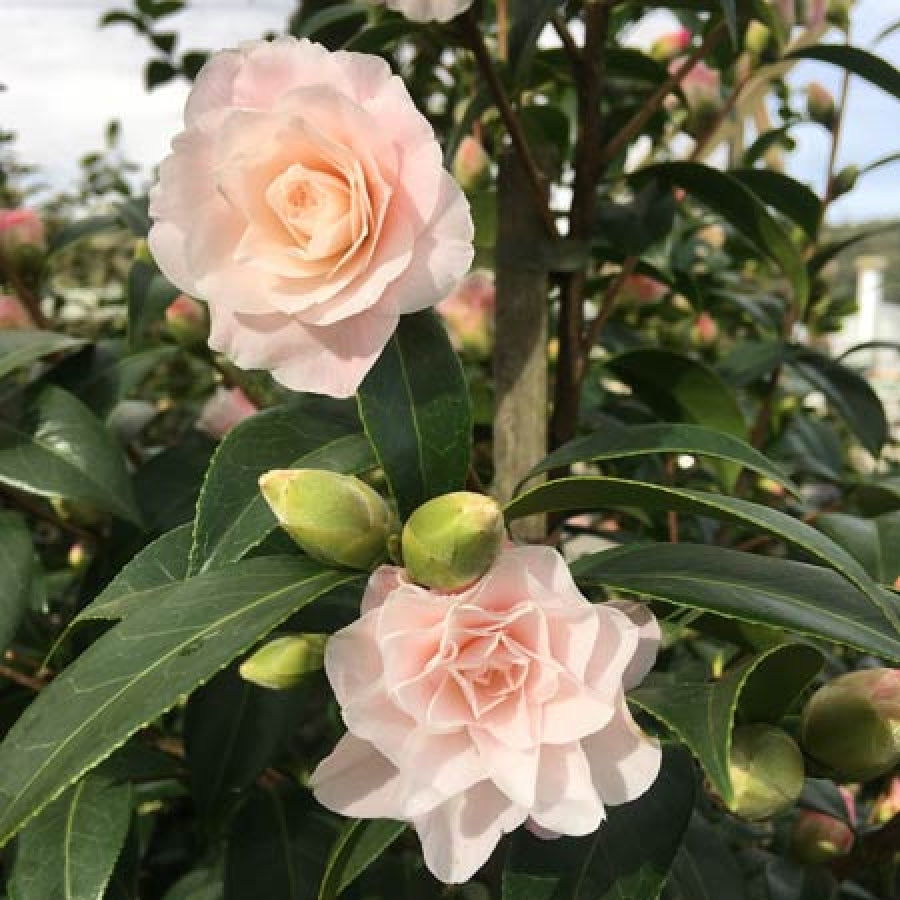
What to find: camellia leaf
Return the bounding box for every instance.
[502,745,695,900]
[628,645,822,804]
[665,815,749,900]
[786,44,900,101]
[189,399,376,575]
[730,169,822,240]
[520,421,796,495]
[317,818,406,900]
[47,215,121,256]
[357,310,471,520]
[506,476,899,633]
[573,543,900,661]
[633,162,809,311]
[0,557,361,846]
[225,783,337,900]
[0,330,85,381]
[0,385,141,524]
[7,774,132,900]
[816,511,900,585]
[0,510,33,652]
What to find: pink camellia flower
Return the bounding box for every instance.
[196,386,257,438]
[0,208,45,255]
[0,294,32,330]
[310,544,661,883]
[148,38,473,398]
[436,269,494,356]
[368,0,474,23]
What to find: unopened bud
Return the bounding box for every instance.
[240,634,327,689]
[436,270,495,357]
[650,28,692,62]
[165,294,208,348]
[0,208,45,257]
[402,492,505,591]
[801,668,900,781]
[791,808,855,863]
[453,136,490,191]
[745,21,773,58]
[259,469,392,571]
[807,82,837,130]
[691,311,719,346]
[196,386,256,438]
[727,725,805,820]
[0,294,32,330]
[830,165,859,198]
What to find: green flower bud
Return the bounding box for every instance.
[727,725,805,821]
[744,21,773,59]
[801,668,900,782]
[259,469,392,571]
[165,293,209,348]
[806,82,837,130]
[830,165,859,198]
[239,634,327,689]
[402,492,505,591]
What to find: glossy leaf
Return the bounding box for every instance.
[507,476,899,632]
[521,421,795,494]
[731,169,821,239]
[663,815,749,900]
[629,645,822,803]
[717,340,787,388]
[357,310,471,520]
[47,215,121,256]
[127,261,180,349]
[817,511,900,585]
[0,330,85,381]
[572,542,900,660]
[225,783,336,900]
[0,385,141,524]
[502,745,695,900]
[634,162,808,310]
[7,774,132,900]
[189,399,376,575]
[787,44,900,101]
[0,511,32,652]
[317,818,406,900]
[788,348,889,457]
[0,557,360,845]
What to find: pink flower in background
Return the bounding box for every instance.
[0,208,45,254]
[196,386,257,438]
[311,545,661,883]
[0,294,32,330]
[619,274,668,305]
[436,269,494,355]
[650,28,692,61]
[369,0,474,23]
[149,38,473,398]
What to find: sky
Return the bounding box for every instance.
[1,0,898,225]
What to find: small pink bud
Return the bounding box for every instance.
[791,808,855,863]
[619,274,668,305]
[806,82,837,129]
[0,208,45,255]
[0,294,33,330]
[165,294,208,347]
[692,312,719,346]
[650,28,692,61]
[196,387,257,438]
[436,270,495,357]
[452,136,490,191]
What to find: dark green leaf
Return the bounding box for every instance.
[357,311,471,520]
[788,347,889,456]
[507,476,899,632]
[521,421,796,495]
[786,45,900,100]
[8,774,132,900]
[0,385,141,524]
[807,223,899,275]
[162,867,224,900]
[593,181,676,257]
[0,557,360,845]
[145,58,177,89]
[715,0,738,41]
[817,511,900,585]
[48,215,121,255]
[509,0,562,84]
[765,858,838,900]
[502,746,695,900]
[0,330,85,380]
[573,543,900,661]
[630,645,822,802]
[225,783,337,900]
[634,162,808,310]
[716,340,787,388]
[185,665,310,826]
[0,511,32,652]
[126,261,179,349]
[664,815,749,900]
[189,399,376,575]
[731,169,822,239]
[318,818,406,900]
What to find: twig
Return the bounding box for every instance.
[0,664,47,693]
[689,64,753,162]
[460,10,557,237]
[582,255,639,353]
[601,23,728,166]
[551,12,582,68]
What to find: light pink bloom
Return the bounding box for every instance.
[0,294,32,330]
[0,208,45,254]
[148,38,473,398]
[436,269,494,355]
[311,545,661,883]
[369,0,474,23]
[196,386,257,438]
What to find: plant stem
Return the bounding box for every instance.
[460,10,557,237]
